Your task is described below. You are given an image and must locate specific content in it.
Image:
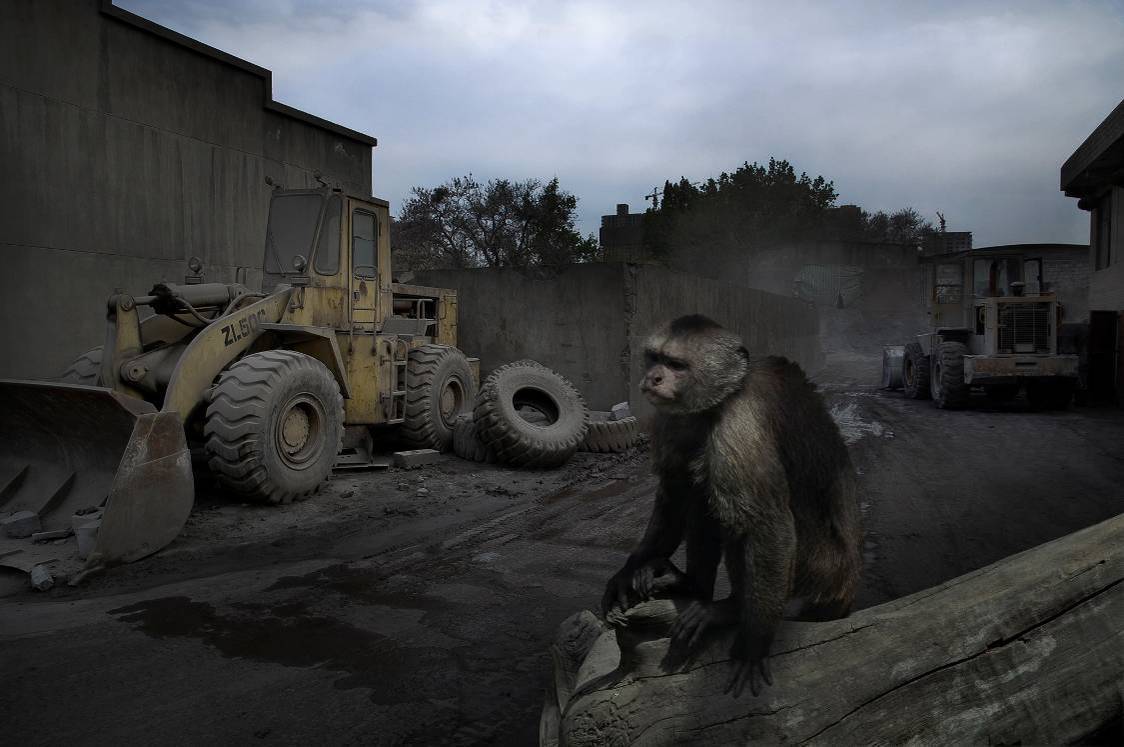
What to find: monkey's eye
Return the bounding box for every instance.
[667,359,688,372]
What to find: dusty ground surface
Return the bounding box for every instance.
[2,339,1123,745]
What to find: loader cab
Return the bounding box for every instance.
[262,188,392,331]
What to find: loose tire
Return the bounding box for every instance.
[451,415,498,464]
[1026,379,1075,411]
[60,347,103,385]
[930,341,970,409]
[474,360,588,468]
[901,342,930,400]
[400,345,476,452]
[205,350,344,504]
[580,414,640,454]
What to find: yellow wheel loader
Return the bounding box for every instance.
[0,188,478,580]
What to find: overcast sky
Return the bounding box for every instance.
[119,0,1124,247]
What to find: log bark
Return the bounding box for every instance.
[542,514,1124,746]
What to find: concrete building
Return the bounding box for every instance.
[599,204,646,262]
[1062,99,1124,403]
[0,0,376,378]
[922,231,973,256]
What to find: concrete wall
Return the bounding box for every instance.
[414,263,822,418]
[0,0,374,378]
[1089,185,1124,312]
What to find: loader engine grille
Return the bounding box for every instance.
[997,302,1050,354]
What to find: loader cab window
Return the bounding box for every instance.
[314,195,341,275]
[265,193,322,274]
[352,209,377,279]
[973,257,1021,297]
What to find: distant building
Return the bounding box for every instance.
[599,204,646,262]
[922,231,973,256]
[1062,98,1124,403]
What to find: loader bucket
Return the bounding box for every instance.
[0,381,193,575]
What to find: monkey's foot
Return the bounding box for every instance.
[726,656,773,697]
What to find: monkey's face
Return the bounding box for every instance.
[641,316,750,414]
[641,348,692,410]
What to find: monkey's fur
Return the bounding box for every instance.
[601,314,862,696]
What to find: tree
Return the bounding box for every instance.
[391,175,600,271]
[641,158,934,262]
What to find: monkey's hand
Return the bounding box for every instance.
[632,557,687,601]
[662,600,735,671]
[601,569,636,625]
[726,632,774,698]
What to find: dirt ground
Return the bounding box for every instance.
[2,341,1123,745]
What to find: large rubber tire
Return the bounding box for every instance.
[400,345,476,452]
[205,350,344,504]
[901,342,930,400]
[1026,379,1075,411]
[930,341,970,409]
[474,360,588,468]
[59,347,103,385]
[451,415,498,464]
[580,414,640,453]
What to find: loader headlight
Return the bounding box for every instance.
[292,254,308,273]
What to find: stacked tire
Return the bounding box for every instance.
[580,412,641,454]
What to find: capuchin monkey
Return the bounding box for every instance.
[601,314,862,697]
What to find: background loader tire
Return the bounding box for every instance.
[401,345,476,452]
[205,350,343,504]
[580,414,640,453]
[901,342,930,400]
[474,360,588,468]
[451,415,498,464]
[931,341,970,410]
[60,347,103,385]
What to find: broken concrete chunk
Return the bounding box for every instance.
[393,449,442,469]
[2,510,41,539]
[610,402,632,421]
[32,529,73,543]
[30,565,54,591]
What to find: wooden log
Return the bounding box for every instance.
[543,514,1124,745]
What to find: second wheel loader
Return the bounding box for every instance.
[0,187,478,578]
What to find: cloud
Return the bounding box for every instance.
[118,0,1124,246]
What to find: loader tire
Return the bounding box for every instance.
[930,341,970,410]
[473,360,588,468]
[400,345,476,451]
[60,347,103,385]
[580,414,640,453]
[901,342,930,400]
[205,350,344,504]
[451,415,498,464]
